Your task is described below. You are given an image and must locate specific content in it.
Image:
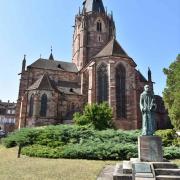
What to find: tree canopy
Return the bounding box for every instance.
[163,54,180,130]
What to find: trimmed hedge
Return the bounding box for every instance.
[2,125,140,160]
[3,125,140,148]
[2,125,179,160]
[22,143,138,160]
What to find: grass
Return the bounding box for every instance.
[0,145,117,180]
[0,145,179,180]
[172,159,180,167]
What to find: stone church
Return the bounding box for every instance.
[15,0,170,130]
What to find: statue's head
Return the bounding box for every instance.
[144,85,151,93]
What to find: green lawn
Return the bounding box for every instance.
[0,145,117,180]
[0,145,179,180]
[172,159,180,167]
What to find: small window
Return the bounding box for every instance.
[71,103,75,111]
[97,20,102,32]
[82,21,85,28]
[98,35,102,42]
[7,110,11,114]
[70,88,74,92]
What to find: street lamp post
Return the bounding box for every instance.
[17,96,24,158]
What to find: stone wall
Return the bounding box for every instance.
[16,66,82,128]
[72,12,115,70]
[83,56,147,130]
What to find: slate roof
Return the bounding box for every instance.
[94,38,128,58]
[27,73,82,95]
[0,101,16,109]
[57,87,81,95]
[27,73,57,91]
[58,81,80,88]
[28,58,78,73]
[57,81,81,95]
[83,0,105,13]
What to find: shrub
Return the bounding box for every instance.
[173,137,180,147]
[60,142,138,160]
[22,145,64,158]
[164,146,180,159]
[35,125,95,147]
[3,125,179,160]
[2,128,41,148]
[73,112,91,126]
[3,125,96,148]
[155,129,179,147]
[94,129,140,144]
[73,102,113,130]
[22,143,138,160]
[3,125,140,148]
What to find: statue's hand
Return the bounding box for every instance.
[142,108,146,113]
[150,104,156,111]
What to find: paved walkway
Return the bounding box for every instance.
[97,165,116,180]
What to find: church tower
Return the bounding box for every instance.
[72,0,116,70]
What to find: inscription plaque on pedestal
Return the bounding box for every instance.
[134,163,152,173]
[132,163,154,179]
[138,136,163,162]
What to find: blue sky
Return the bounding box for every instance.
[0,0,179,102]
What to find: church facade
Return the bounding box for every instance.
[16,0,167,130]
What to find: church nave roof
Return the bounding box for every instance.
[28,58,78,73]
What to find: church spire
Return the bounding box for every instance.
[49,46,54,60]
[21,54,26,72]
[83,0,105,13]
[148,67,152,82]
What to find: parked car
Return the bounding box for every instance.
[0,130,6,138]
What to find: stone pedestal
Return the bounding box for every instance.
[112,136,180,180]
[138,136,163,162]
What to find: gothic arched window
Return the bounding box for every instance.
[116,64,126,118]
[40,94,48,117]
[97,20,102,32]
[29,95,34,117]
[97,63,108,103]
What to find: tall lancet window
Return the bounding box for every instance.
[116,64,126,118]
[97,20,102,32]
[40,94,48,117]
[29,95,34,117]
[97,63,108,103]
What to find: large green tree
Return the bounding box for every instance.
[163,54,180,130]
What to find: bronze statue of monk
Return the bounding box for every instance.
[140,85,157,136]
